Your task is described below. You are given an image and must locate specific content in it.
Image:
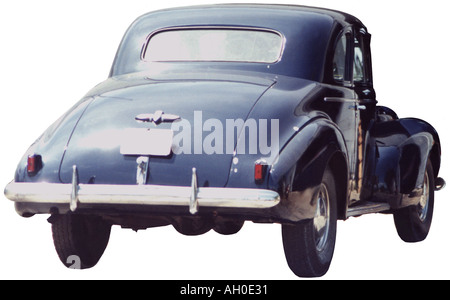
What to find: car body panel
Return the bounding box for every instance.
[13,97,94,184]
[59,73,275,187]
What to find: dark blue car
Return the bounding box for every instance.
[4,4,445,277]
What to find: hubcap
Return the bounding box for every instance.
[313,184,330,252]
[418,172,430,222]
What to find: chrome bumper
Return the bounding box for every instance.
[4,167,280,215]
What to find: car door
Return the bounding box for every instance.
[351,27,378,203]
[325,26,375,204]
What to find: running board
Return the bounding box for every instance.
[347,202,391,218]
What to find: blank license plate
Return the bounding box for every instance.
[120,128,173,156]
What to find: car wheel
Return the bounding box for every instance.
[393,160,434,242]
[51,214,111,269]
[282,168,337,277]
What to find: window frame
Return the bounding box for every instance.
[332,26,373,87]
[355,27,374,87]
[140,26,286,64]
[332,27,353,86]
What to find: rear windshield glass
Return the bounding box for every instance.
[143,28,283,63]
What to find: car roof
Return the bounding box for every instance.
[110,4,366,81]
[142,4,365,28]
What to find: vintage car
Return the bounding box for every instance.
[4,4,446,277]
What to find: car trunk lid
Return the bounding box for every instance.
[59,77,274,187]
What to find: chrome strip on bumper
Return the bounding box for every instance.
[4,166,280,215]
[4,182,280,210]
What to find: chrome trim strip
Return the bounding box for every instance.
[141,25,286,64]
[70,165,79,212]
[323,97,357,103]
[346,203,390,217]
[189,168,199,214]
[4,181,280,210]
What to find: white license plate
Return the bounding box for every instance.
[120,128,173,156]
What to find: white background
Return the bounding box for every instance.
[0,0,449,280]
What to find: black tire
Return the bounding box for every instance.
[172,217,212,236]
[51,214,111,269]
[393,160,434,242]
[213,219,244,235]
[282,168,337,277]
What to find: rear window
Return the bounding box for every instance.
[143,28,283,63]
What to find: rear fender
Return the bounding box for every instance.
[13,97,94,184]
[268,118,348,222]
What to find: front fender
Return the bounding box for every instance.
[371,117,442,208]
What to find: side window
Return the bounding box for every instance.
[333,34,347,82]
[353,36,365,83]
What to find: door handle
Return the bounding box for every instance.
[324,97,367,110]
[324,97,356,103]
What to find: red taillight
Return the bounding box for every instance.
[27,154,42,176]
[254,160,267,183]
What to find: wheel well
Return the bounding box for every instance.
[399,144,421,194]
[327,152,348,220]
[399,142,440,194]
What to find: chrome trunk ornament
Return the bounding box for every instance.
[135,110,180,125]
